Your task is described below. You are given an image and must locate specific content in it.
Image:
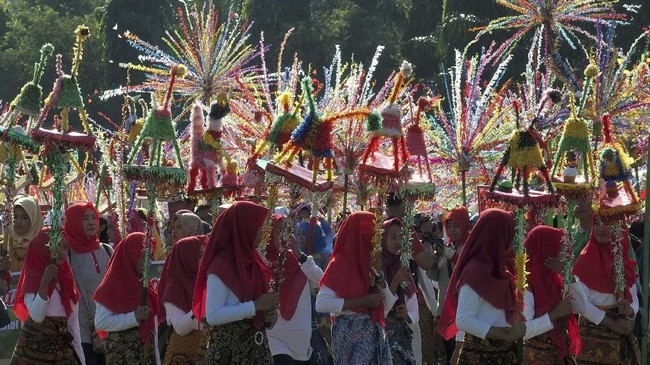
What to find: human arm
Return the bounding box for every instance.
[456,285,525,341]
[523,290,555,340]
[165,303,199,336]
[315,285,384,315]
[204,274,257,326]
[94,302,140,332]
[289,237,323,287]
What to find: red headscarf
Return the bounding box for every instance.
[443,206,471,246]
[320,212,385,325]
[192,201,271,330]
[266,214,308,320]
[158,235,206,318]
[13,228,80,323]
[525,226,581,359]
[381,218,416,299]
[438,208,517,340]
[64,202,100,254]
[93,232,159,345]
[573,217,637,302]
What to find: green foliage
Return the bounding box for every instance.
[0,0,106,106]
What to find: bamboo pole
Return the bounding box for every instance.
[641,137,649,365]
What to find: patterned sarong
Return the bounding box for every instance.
[104,327,155,365]
[204,319,273,364]
[163,329,204,365]
[331,312,392,365]
[457,333,518,365]
[523,332,577,365]
[10,317,80,365]
[385,315,416,365]
[576,314,640,365]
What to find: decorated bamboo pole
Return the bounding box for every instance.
[370,177,389,279]
[514,208,527,363]
[1,152,18,256]
[258,174,280,258]
[46,151,67,260]
[141,182,157,305]
[641,138,649,365]
[399,192,415,270]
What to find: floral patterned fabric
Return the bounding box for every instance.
[576,314,640,365]
[331,312,393,365]
[523,332,577,365]
[204,319,273,365]
[385,314,416,365]
[104,327,155,365]
[457,334,518,365]
[10,317,81,365]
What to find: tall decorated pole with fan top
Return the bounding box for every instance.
[123,64,188,306]
[30,26,96,256]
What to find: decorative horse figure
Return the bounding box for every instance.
[254,90,301,158]
[551,97,596,182]
[275,77,369,182]
[490,120,555,196]
[598,114,639,205]
[361,61,412,173]
[187,93,230,192]
[405,96,436,181]
[127,64,186,167]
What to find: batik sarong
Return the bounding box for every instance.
[385,315,416,365]
[331,312,392,365]
[523,332,577,365]
[104,327,155,365]
[576,314,640,365]
[163,329,204,365]
[204,319,273,364]
[10,317,80,365]
[457,333,518,365]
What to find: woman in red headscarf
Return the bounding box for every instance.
[10,230,85,364]
[572,216,640,364]
[192,201,279,364]
[316,212,397,364]
[265,214,324,364]
[438,208,525,364]
[382,218,418,365]
[158,235,206,365]
[64,201,112,365]
[431,205,471,364]
[93,232,158,365]
[522,226,582,364]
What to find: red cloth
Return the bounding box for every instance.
[573,219,637,302]
[381,218,416,298]
[192,201,271,330]
[93,232,159,345]
[64,202,100,254]
[443,205,471,246]
[266,214,308,320]
[158,235,206,321]
[13,228,80,323]
[320,212,385,325]
[525,226,581,359]
[438,208,517,340]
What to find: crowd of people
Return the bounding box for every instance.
[0,189,646,365]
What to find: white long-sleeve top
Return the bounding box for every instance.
[164,303,201,336]
[205,274,257,326]
[267,256,323,361]
[456,284,510,340]
[24,288,85,363]
[572,279,638,325]
[523,280,586,340]
[94,302,139,332]
[315,283,398,317]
